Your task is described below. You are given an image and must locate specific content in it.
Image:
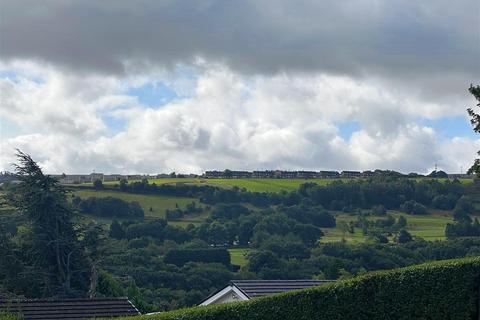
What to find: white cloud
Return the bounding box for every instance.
[0,62,477,174]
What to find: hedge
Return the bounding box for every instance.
[164,248,231,267]
[113,257,480,320]
[0,313,23,320]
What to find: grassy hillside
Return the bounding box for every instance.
[98,178,341,192]
[321,211,452,243]
[79,177,474,192]
[71,188,456,242]
[108,257,480,320]
[73,189,198,219]
[228,248,251,267]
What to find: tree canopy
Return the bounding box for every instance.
[467,85,480,176]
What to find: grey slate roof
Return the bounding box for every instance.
[0,298,140,320]
[232,280,333,298]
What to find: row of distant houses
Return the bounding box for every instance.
[204,170,377,179]
[49,173,145,184]
[5,170,472,185]
[204,170,475,180]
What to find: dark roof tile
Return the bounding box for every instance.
[0,298,140,320]
[232,280,333,298]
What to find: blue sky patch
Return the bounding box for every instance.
[127,82,180,107]
[337,121,361,140]
[0,70,44,84]
[420,116,475,139]
[0,117,24,138]
[101,115,128,136]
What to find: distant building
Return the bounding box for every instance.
[230,171,252,178]
[57,174,90,184]
[0,298,140,320]
[362,170,376,178]
[126,175,143,180]
[200,280,333,305]
[205,170,224,178]
[319,171,340,179]
[341,171,362,178]
[90,173,104,182]
[274,170,297,179]
[297,171,317,179]
[252,170,276,178]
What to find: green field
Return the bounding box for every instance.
[321,211,452,243]
[72,188,454,242]
[228,248,251,267]
[80,177,474,193]
[100,178,341,192]
[72,189,198,219]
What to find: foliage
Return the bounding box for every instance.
[445,219,480,238]
[75,196,144,218]
[164,248,231,267]
[3,151,89,297]
[0,313,23,320]
[467,84,480,176]
[211,203,250,219]
[93,179,104,190]
[114,257,480,320]
[397,229,413,243]
[103,176,466,212]
[165,202,203,220]
[400,200,427,215]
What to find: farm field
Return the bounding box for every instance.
[228,248,251,267]
[320,211,452,243]
[72,189,198,219]
[71,187,455,242]
[197,178,341,192]
[76,177,474,192]
[84,177,341,192]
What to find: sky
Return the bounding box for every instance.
[0,0,479,174]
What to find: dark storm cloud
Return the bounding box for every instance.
[1,0,478,79]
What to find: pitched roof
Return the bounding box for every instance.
[232,280,333,298]
[0,298,140,320]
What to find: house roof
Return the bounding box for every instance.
[0,298,140,320]
[232,280,333,298]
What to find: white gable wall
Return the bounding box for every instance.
[200,285,249,306]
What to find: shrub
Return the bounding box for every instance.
[0,314,23,320]
[371,205,386,215]
[164,248,231,267]
[77,196,145,218]
[400,200,427,215]
[212,203,250,219]
[115,257,480,320]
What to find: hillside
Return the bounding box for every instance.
[106,257,480,320]
[71,184,459,243]
[74,177,474,193]
[3,172,478,314]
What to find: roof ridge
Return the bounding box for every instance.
[0,297,131,302]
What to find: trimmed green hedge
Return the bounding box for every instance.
[0,313,23,320]
[116,257,480,320]
[164,248,231,267]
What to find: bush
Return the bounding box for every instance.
[0,314,23,320]
[371,205,386,215]
[77,196,145,218]
[116,257,480,320]
[400,200,427,215]
[164,248,231,267]
[212,203,250,219]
